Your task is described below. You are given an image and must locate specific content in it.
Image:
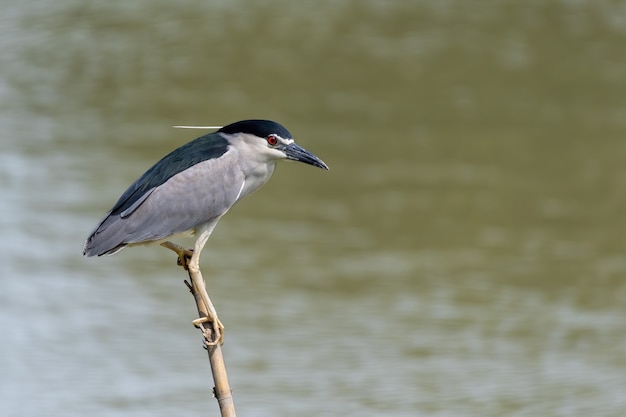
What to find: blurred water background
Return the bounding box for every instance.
[2,1,626,416]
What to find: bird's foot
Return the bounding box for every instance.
[193,315,225,346]
[160,241,194,270]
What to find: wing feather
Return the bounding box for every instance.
[83,151,244,256]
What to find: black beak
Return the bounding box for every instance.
[283,142,329,170]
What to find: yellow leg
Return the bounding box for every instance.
[160,241,193,269]
[160,234,224,345]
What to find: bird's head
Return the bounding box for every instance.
[218,120,329,170]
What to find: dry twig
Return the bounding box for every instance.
[165,242,236,417]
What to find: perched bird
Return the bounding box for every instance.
[83,119,328,342]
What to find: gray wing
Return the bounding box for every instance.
[84,154,244,256]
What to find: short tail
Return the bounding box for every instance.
[83,212,128,256]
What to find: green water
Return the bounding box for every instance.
[2,1,626,416]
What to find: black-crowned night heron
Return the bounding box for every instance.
[83,119,328,342]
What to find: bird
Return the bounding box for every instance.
[83,119,328,342]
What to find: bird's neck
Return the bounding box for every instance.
[238,160,276,200]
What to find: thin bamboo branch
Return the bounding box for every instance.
[183,263,236,417]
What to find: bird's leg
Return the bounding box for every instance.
[187,220,225,346]
[187,249,224,346]
[160,241,194,270]
[159,222,225,345]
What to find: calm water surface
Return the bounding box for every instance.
[2,1,626,416]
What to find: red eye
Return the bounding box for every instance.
[267,135,278,146]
